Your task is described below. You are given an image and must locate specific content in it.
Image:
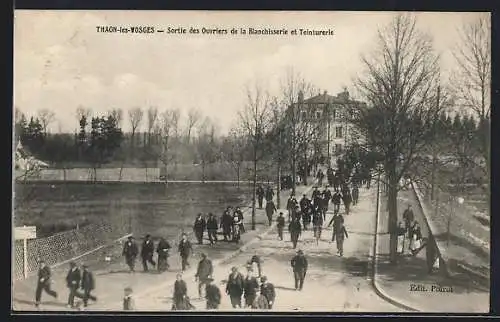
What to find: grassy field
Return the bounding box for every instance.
[14,181,254,239]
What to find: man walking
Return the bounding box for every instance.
[226,266,244,308]
[193,213,206,245]
[206,213,219,245]
[265,185,274,202]
[141,234,156,272]
[260,276,276,309]
[195,253,213,299]
[122,236,138,272]
[80,264,97,309]
[342,190,352,215]
[352,185,359,206]
[156,237,171,272]
[172,273,192,310]
[286,194,297,222]
[291,250,308,291]
[243,264,259,308]
[312,208,324,241]
[35,260,58,308]
[248,252,263,277]
[277,212,285,241]
[256,184,265,209]
[205,277,221,310]
[289,217,302,249]
[178,233,193,272]
[65,262,82,308]
[322,187,332,220]
[221,207,233,242]
[331,190,342,214]
[333,221,349,257]
[265,199,277,226]
[402,204,415,237]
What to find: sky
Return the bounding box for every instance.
[13,10,489,134]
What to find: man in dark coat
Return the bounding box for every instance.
[156,237,171,272]
[312,187,321,206]
[193,213,206,245]
[402,204,415,237]
[265,186,274,202]
[35,260,58,308]
[265,200,277,226]
[352,185,359,206]
[328,213,345,240]
[195,253,213,299]
[286,195,297,222]
[234,207,245,233]
[312,208,324,240]
[342,191,352,215]
[316,169,325,186]
[260,276,276,309]
[322,187,332,219]
[327,167,334,186]
[256,185,265,209]
[302,207,312,231]
[299,194,311,214]
[331,190,342,214]
[333,222,349,257]
[122,236,138,272]
[205,277,221,310]
[226,266,244,308]
[178,233,193,272]
[221,207,233,242]
[80,264,97,308]
[289,217,302,249]
[243,264,259,308]
[141,234,156,272]
[206,213,219,245]
[277,212,285,241]
[291,250,308,291]
[65,262,83,308]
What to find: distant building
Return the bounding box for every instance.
[286,89,366,165]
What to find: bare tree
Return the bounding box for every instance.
[146,106,159,146]
[152,108,181,183]
[239,82,273,230]
[76,106,92,127]
[108,108,123,127]
[280,68,319,194]
[452,15,491,185]
[351,14,442,264]
[221,126,248,188]
[128,107,144,158]
[195,116,218,183]
[185,108,201,144]
[37,108,56,135]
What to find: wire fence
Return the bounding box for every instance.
[13,201,131,281]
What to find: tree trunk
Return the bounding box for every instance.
[252,148,257,230]
[237,165,241,189]
[119,161,124,181]
[303,153,309,186]
[202,160,206,183]
[62,166,67,182]
[292,156,296,195]
[276,160,281,209]
[145,166,149,182]
[387,163,399,265]
[430,154,436,201]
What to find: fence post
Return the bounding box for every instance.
[23,238,28,279]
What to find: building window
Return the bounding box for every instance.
[316,111,322,119]
[335,126,343,138]
[301,111,307,119]
[335,144,342,154]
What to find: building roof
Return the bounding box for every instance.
[301,90,366,107]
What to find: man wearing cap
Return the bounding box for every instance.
[260,276,276,309]
[225,266,244,308]
[276,212,285,241]
[195,253,213,299]
[206,213,219,246]
[122,236,139,272]
[289,217,302,249]
[291,250,308,291]
[141,234,156,272]
[265,199,277,226]
[205,277,221,310]
[178,233,193,272]
[256,184,265,209]
[193,213,206,245]
[243,264,259,308]
[65,262,83,308]
[35,260,58,308]
[80,264,97,308]
[286,194,297,222]
[221,207,233,242]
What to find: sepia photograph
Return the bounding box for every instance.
[12,10,491,313]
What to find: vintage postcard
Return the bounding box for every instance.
[12,10,490,313]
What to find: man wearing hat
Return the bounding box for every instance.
[65,262,83,308]
[225,266,244,308]
[195,253,213,299]
[141,234,156,272]
[156,237,171,272]
[193,213,206,245]
[178,233,193,272]
[259,276,276,309]
[243,264,259,308]
[205,277,221,310]
[206,213,219,246]
[122,236,139,272]
[80,264,97,308]
[290,250,308,291]
[289,217,302,249]
[35,260,58,308]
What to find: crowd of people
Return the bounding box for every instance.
[33,164,376,311]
